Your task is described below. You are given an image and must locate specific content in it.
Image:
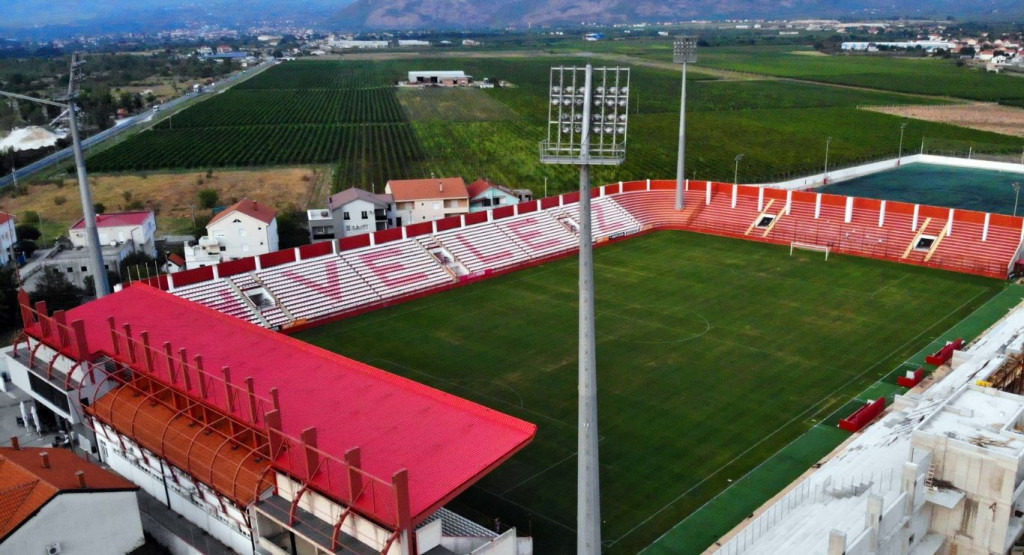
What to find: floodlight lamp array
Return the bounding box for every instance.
[541,66,630,166]
[674,37,698,64]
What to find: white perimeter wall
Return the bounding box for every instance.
[2,490,144,555]
[758,154,1024,191]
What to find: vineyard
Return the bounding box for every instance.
[88,60,425,185]
[87,54,1024,193]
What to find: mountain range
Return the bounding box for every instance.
[336,0,1024,29]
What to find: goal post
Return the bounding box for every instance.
[790,241,830,260]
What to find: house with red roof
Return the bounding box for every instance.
[69,211,156,257]
[0,212,14,266]
[186,199,278,270]
[385,177,469,225]
[466,178,534,213]
[0,442,143,554]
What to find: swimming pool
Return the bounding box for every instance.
[818,164,1024,215]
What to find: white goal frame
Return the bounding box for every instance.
[790,241,830,260]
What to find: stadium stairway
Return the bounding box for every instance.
[560,196,642,240]
[495,212,578,259]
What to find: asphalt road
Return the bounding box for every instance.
[0,59,277,188]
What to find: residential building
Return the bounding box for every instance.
[0,212,15,266]
[47,242,133,289]
[216,44,233,54]
[69,211,157,257]
[467,178,533,213]
[385,177,470,224]
[406,70,471,86]
[307,187,395,242]
[185,199,278,270]
[0,443,144,555]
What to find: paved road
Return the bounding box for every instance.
[0,59,277,188]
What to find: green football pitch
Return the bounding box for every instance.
[295,231,1004,553]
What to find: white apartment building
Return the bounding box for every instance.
[186,199,278,269]
[0,212,15,266]
[69,211,157,257]
[385,177,470,225]
[307,187,395,242]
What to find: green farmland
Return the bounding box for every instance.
[296,231,1004,554]
[87,54,1024,191]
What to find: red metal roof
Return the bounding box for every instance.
[70,211,152,230]
[386,177,468,201]
[208,199,277,226]
[64,285,535,523]
[0,446,138,540]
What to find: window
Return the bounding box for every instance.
[361,211,368,219]
[80,266,87,272]
[29,373,69,413]
[220,246,226,252]
[66,267,73,273]
[239,228,247,237]
[433,202,441,210]
[343,212,351,220]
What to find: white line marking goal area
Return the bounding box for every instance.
[790,241,830,260]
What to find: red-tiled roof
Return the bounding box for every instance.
[0,212,13,226]
[466,179,500,198]
[208,199,277,226]
[70,211,152,230]
[64,285,535,524]
[0,447,138,540]
[167,253,186,267]
[386,178,468,201]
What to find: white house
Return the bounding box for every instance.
[466,178,533,213]
[385,177,470,225]
[0,443,144,555]
[307,187,394,242]
[186,199,277,269]
[69,211,157,257]
[0,212,15,266]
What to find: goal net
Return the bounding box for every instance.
[790,242,830,260]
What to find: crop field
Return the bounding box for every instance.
[296,231,1004,554]
[87,55,1023,191]
[695,45,1024,104]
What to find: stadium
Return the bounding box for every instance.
[4,178,1024,554]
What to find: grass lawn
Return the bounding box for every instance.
[295,231,1004,553]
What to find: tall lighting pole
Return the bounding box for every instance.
[1013,182,1021,218]
[0,53,110,297]
[898,122,908,162]
[674,37,697,210]
[541,64,630,554]
[734,154,744,185]
[824,136,832,176]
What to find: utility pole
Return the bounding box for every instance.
[824,136,832,176]
[734,154,744,185]
[673,37,697,210]
[541,64,630,555]
[1013,182,1020,218]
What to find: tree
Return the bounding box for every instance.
[0,266,20,332]
[119,252,157,280]
[94,202,106,214]
[14,224,41,241]
[198,188,220,209]
[31,266,84,312]
[275,207,309,249]
[21,211,40,224]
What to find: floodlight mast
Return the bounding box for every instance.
[64,53,110,297]
[674,37,697,210]
[0,53,109,297]
[540,63,629,554]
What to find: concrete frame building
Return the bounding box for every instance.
[386,177,470,225]
[713,302,1024,555]
[0,286,536,555]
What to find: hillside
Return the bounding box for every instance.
[337,0,1024,29]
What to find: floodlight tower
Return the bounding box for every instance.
[0,53,109,297]
[673,37,697,210]
[540,63,630,554]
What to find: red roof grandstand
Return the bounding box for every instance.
[46,285,536,524]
